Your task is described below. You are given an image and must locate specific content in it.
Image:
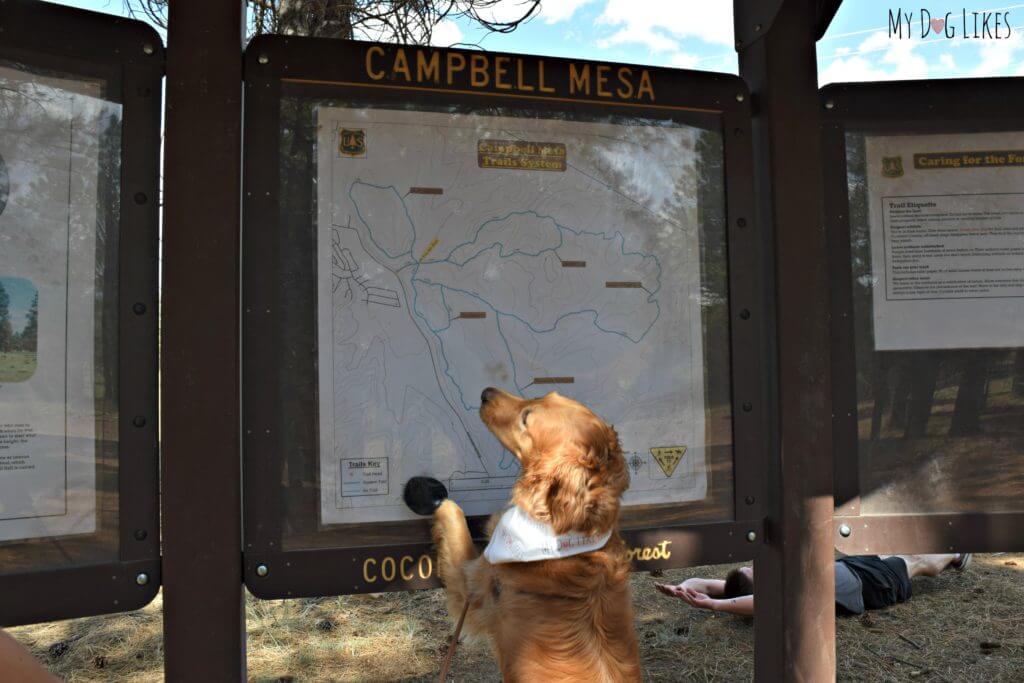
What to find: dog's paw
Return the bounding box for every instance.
[403,476,449,516]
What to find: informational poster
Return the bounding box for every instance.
[866,133,1024,350]
[0,65,111,542]
[316,107,708,524]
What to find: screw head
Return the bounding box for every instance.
[825,99,835,110]
[135,573,149,586]
[134,192,147,205]
[735,93,745,103]
[742,402,753,412]
[256,564,269,577]
[739,309,751,320]
[134,529,148,541]
[142,44,155,56]
[258,54,270,65]
[746,531,757,543]
[839,523,852,537]
[736,217,747,228]
[132,302,147,316]
[132,415,146,428]
[754,23,762,32]
[744,495,755,505]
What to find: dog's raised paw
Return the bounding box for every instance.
[403,476,449,516]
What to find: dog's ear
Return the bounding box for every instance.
[544,421,630,535]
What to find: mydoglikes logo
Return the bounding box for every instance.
[888,8,1012,39]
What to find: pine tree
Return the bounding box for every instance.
[0,282,11,353]
[20,292,37,352]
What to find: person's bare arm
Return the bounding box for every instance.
[655,577,726,598]
[0,629,58,682]
[709,594,754,617]
[654,583,754,617]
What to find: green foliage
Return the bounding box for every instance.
[0,282,10,353]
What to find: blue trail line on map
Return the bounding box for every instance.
[346,179,662,470]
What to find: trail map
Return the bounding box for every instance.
[317,107,709,524]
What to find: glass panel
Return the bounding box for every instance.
[274,92,733,550]
[0,60,122,572]
[845,130,1024,515]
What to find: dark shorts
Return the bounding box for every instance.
[837,555,912,612]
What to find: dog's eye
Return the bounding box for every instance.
[521,409,531,427]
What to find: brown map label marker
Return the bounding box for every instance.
[533,377,575,385]
[457,312,487,319]
[650,446,687,478]
[605,281,643,288]
[560,260,586,268]
[409,187,443,195]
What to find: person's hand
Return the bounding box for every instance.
[682,589,717,611]
[653,583,717,611]
[654,582,686,599]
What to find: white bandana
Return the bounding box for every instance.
[483,505,612,564]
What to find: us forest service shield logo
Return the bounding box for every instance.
[339,128,366,158]
[881,156,904,178]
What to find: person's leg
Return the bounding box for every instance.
[890,554,959,578]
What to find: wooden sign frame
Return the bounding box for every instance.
[242,35,773,597]
[823,78,1024,555]
[0,0,162,626]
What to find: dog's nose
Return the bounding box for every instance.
[481,387,497,404]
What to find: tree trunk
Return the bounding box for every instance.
[870,355,891,440]
[905,352,940,438]
[949,350,992,437]
[1012,350,1024,397]
[889,358,911,431]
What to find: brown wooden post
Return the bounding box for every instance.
[737,0,837,680]
[162,2,246,679]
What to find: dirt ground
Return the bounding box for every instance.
[10,553,1024,682]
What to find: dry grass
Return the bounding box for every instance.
[0,350,37,383]
[10,553,1024,681]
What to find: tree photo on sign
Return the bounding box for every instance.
[123,0,541,42]
[0,278,39,383]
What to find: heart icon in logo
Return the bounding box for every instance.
[931,17,945,34]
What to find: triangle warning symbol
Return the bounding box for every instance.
[650,446,687,478]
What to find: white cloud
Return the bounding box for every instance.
[834,46,851,56]
[973,30,1024,76]
[598,25,680,52]
[819,30,929,85]
[430,19,464,46]
[597,0,734,51]
[540,0,597,23]
[668,52,700,69]
[818,55,889,84]
[939,53,956,71]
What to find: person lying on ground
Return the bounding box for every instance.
[0,628,58,682]
[654,553,971,617]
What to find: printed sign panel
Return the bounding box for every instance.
[866,132,1024,350]
[0,65,116,542]
[316,107,710,524]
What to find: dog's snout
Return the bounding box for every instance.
[481,387,497,404]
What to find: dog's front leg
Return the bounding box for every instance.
[403,477,480,622]
[432,499,478,615]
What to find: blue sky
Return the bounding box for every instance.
[60,1,1024,82]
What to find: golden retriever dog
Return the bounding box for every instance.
[404,387,640,682]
